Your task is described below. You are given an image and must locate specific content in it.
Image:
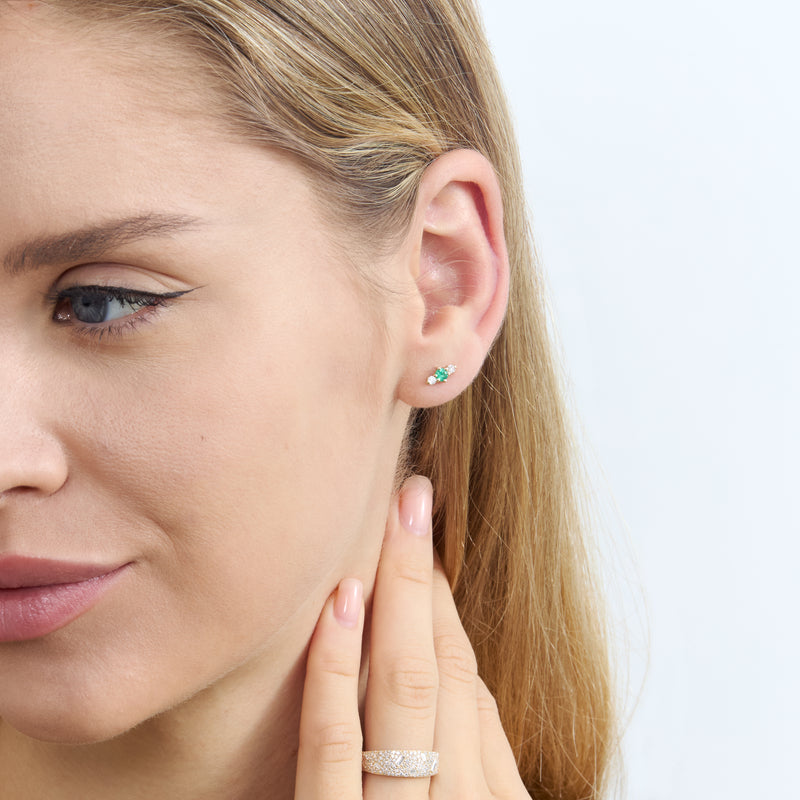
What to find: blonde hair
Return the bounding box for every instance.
[47,1,616,796]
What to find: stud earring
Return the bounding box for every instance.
[427,364,456,385]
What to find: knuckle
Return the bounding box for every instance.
[476,683,500,718]
[379,654,438,712]
[310,721,363,765]
[309,648,359,681]
[390,551,431,588]
[434,632,478,687]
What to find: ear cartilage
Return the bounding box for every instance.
[426,364,457,385]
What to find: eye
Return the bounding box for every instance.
[49,285,192,332]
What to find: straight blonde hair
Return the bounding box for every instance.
[48,1,617,796]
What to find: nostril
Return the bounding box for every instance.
[0,434,69,499]
[0,479,67,501]
[1,485,45,495]
[0,485,48,506]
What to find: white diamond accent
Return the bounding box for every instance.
[427,375,437,385]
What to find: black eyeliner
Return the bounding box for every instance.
[43,284,197,338]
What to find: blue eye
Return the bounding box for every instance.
[62,289,148,323]
[50,285,191,333]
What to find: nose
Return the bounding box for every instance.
[0,370,69,499]
[0,425,68,499]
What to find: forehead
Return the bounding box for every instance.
[0,4,285,249]
[1,2,218,126]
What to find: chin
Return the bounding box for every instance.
[0,662,156,746]
[1,697,141,746]
[0,622,182,746]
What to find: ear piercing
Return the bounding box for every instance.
[427,364,456,385]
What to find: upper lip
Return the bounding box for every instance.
[0,555,123,589]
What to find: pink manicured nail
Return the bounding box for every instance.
[398,476,432,537]
[334,578,362,628]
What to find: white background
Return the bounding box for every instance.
[478,2,800,798]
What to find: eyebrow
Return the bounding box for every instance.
[3,213,204,275]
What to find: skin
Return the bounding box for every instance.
[0,3,523,798]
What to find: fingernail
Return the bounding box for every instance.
[334,578,363,628]
[398,476,432,537]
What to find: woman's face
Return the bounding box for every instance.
[0,5,408,742]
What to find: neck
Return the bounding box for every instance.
[0,649,307,800]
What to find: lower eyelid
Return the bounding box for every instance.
[68,304,167,341]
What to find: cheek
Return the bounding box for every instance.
[6,305,390,742]
[57,282,388,641]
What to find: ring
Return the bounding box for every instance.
[362,749,440,778]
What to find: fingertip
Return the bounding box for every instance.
[398,475,433,537]
[333,578,363,629]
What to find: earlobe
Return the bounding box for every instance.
[398,150,509,409]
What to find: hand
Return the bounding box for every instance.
[294,475,530,798]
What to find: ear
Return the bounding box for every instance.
[397,150,510,408]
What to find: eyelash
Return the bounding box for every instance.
[45,284,191,340]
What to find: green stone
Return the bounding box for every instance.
[434,367,449,382]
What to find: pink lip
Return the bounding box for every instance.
[0,556,130,642]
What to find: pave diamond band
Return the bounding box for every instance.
[362,749,440,778]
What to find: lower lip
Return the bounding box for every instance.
[0,566,129,643]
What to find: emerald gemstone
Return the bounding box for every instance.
[434,367,449,382]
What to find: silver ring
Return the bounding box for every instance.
[362,749,439,778]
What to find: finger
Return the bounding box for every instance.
[295,578,365,800]
[476,677,530,799]
[429,560,490,796]
[364,476,437,798]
